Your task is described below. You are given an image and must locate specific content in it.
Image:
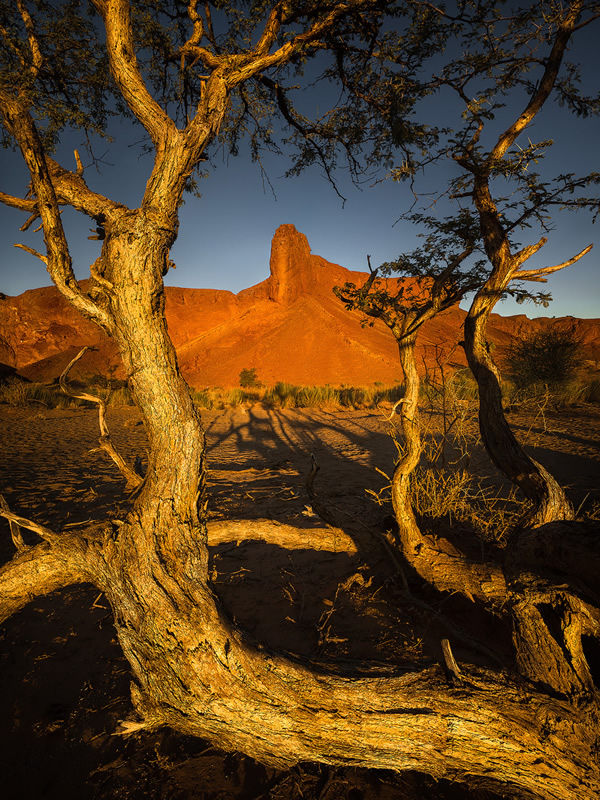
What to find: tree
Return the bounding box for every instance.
[337,0,600,789]
[239,366,261,388]
[337,0,599,534]
[449,3,596,527]
[334,213,506,603]
[0,3,599,799]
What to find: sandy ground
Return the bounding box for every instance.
[0,401,599,799]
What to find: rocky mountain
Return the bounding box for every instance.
[1,224,599,388]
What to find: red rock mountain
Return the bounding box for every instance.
[1,224,599,387]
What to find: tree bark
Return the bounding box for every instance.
[390,329,506,604]
[2,522,599,800]
[505,519,600,697]
[462,176,575,528]
[463,302,574,527]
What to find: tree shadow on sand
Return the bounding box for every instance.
[1,404,596,799]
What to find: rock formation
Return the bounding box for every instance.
[1,224,599,387]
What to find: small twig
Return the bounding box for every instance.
[382,398,407,423]
[112,719,149,736]
[74,148,84,175]
[0,494,27,550]
[14,242,47,263]
[19,211,40,232]
[441,638,463,682]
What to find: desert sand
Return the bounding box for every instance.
[1,401,599,798]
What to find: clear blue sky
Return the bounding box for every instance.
[0,30,599,320]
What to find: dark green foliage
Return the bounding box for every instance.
[239,367,260,388]
[334,209,487,340]
[0,0,115,151]
[504,324,583,392]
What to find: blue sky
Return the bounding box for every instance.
[0,23,598,320]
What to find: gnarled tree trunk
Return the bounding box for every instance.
[463,290,574,527]
[389,328,505,605]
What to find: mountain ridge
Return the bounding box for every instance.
[1,224,598,387]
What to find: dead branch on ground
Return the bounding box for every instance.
[59,347,143,491]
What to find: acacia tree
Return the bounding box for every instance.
[334,212,508,604]
[0,2,600,799]
[441,2,598,528]
[337,0,598,537]
[437,0,600,697]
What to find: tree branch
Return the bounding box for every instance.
[0,190,37,213]
[491,0,584,162]
[45,155,126,224]
[226,0,383,87]
[0,507,59,544]
[13,242,47,263]
[0,536,97,624]
[59,348,143,491]
[0,494,25,551]
[16,0,43,75]
[0,89,111,330]
[94,0,177,148]
[513,244,593,281]
[254,2,287,56]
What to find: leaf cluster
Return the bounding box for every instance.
[0,0,115,151]
[218,2,446,194]
[334,208,487,338]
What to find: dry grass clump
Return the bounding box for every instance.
[505,376,600,410]
[263,382,405,408]
[0,377,133,408]
[0,378,78,408]
[1,377,407,411]
[191,382,405,409]
[191,387,262,408]
[409,465,521,546]
[379,361,522,546]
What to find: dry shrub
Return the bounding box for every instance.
[409,466,521,546]
[503,324,584,408]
